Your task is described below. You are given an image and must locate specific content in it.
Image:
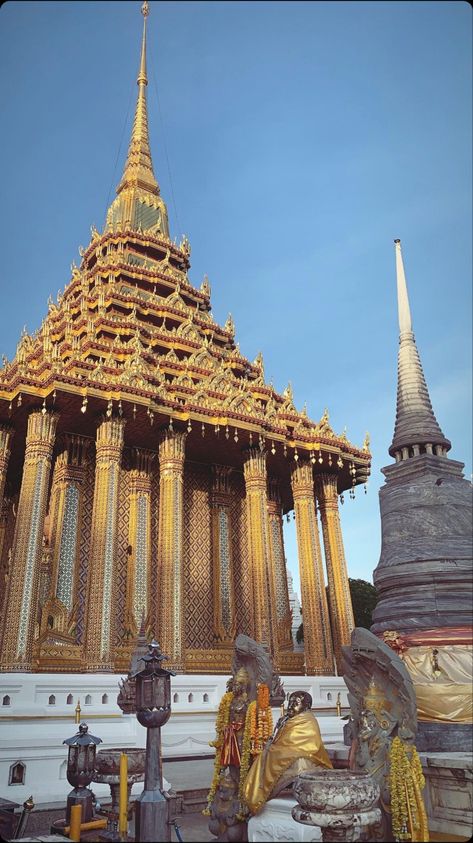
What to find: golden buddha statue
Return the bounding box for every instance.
[243,690,332,815]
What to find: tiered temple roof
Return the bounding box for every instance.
[0,4,370,508]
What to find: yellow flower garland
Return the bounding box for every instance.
[202,691,233,815]
[389,737,429,842]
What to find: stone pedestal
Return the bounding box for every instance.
[416,721,473,753]
[420,751,473,839]
[248,795,321,842]
[292,770,380,842]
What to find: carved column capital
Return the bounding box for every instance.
[267,477,282,516]
[211,465,233,506]
[129,448,155,492]
[291,461,314,498]
[53,435,90,486]
[25,411,58,461]
[0,425,13,460]
[95,416,126,462]
[243,447,267,486]
[158,430,187,469]
[315,472,339,508]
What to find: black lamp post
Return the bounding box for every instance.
[63,722,102,823]
[134,640,175,843]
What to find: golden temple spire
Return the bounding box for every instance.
[117,1,158,196]
[107,1,169,236]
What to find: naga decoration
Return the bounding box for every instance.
[341,627,429,842]
[232,634,285,706]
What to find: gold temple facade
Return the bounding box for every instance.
[0,4,370,676]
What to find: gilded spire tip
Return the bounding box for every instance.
[142,1,149,17]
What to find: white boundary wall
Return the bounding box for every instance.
[0,673,348,805]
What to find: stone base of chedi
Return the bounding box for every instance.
[372,454,472,635]
[372,454,473,754]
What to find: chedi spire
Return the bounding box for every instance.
[389,239,450,461]
[106,1,169,237]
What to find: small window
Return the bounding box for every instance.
[188,693,193,703]
[48,694,56,705]
[85,694,92,705]
[9,761,26,786]
[66,694,73,705]
[327,692,332,702]
[2,695,11,706]
[173,693,179,703]
[47,615,54,629]
[203,693,209,703]
[102,694,108,705]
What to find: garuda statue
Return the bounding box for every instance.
[342,627,429,842]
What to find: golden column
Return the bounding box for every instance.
[83,416,125,672]
[211,465,236,645]
[0,410,58,671]
[242,448,279,662]
[126,448,155,635]
[267,479,293,652]
[44,435,90,629]
[156,430,187,670]
[0,425,13,566]
[315,473,354,671]
[291,461,334,675]
[0,425,13,505]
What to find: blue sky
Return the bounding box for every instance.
[0,1,471,597]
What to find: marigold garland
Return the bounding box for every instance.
[202,691,233,816]
[253,683,272,753]
[236,701,257,819]
[388,736,429,842]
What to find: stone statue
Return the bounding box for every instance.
[341,627,419,840]
[242,691,332,815]
[208,768,247,842]
[206,635,282,841]
[206,666,252,841]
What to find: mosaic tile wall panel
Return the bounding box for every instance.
[77,456,95,643]
[133,494,149,626]
[230,471,254,637]
[56,484,80,610]
[115,466,130,643]
[0,497,18,646]
[183,463,213,649]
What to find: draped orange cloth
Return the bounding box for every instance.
[221,721,243,767]
[243,711,332,815]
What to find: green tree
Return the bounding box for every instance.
[348,578,378,629]
[295,578,377,642]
